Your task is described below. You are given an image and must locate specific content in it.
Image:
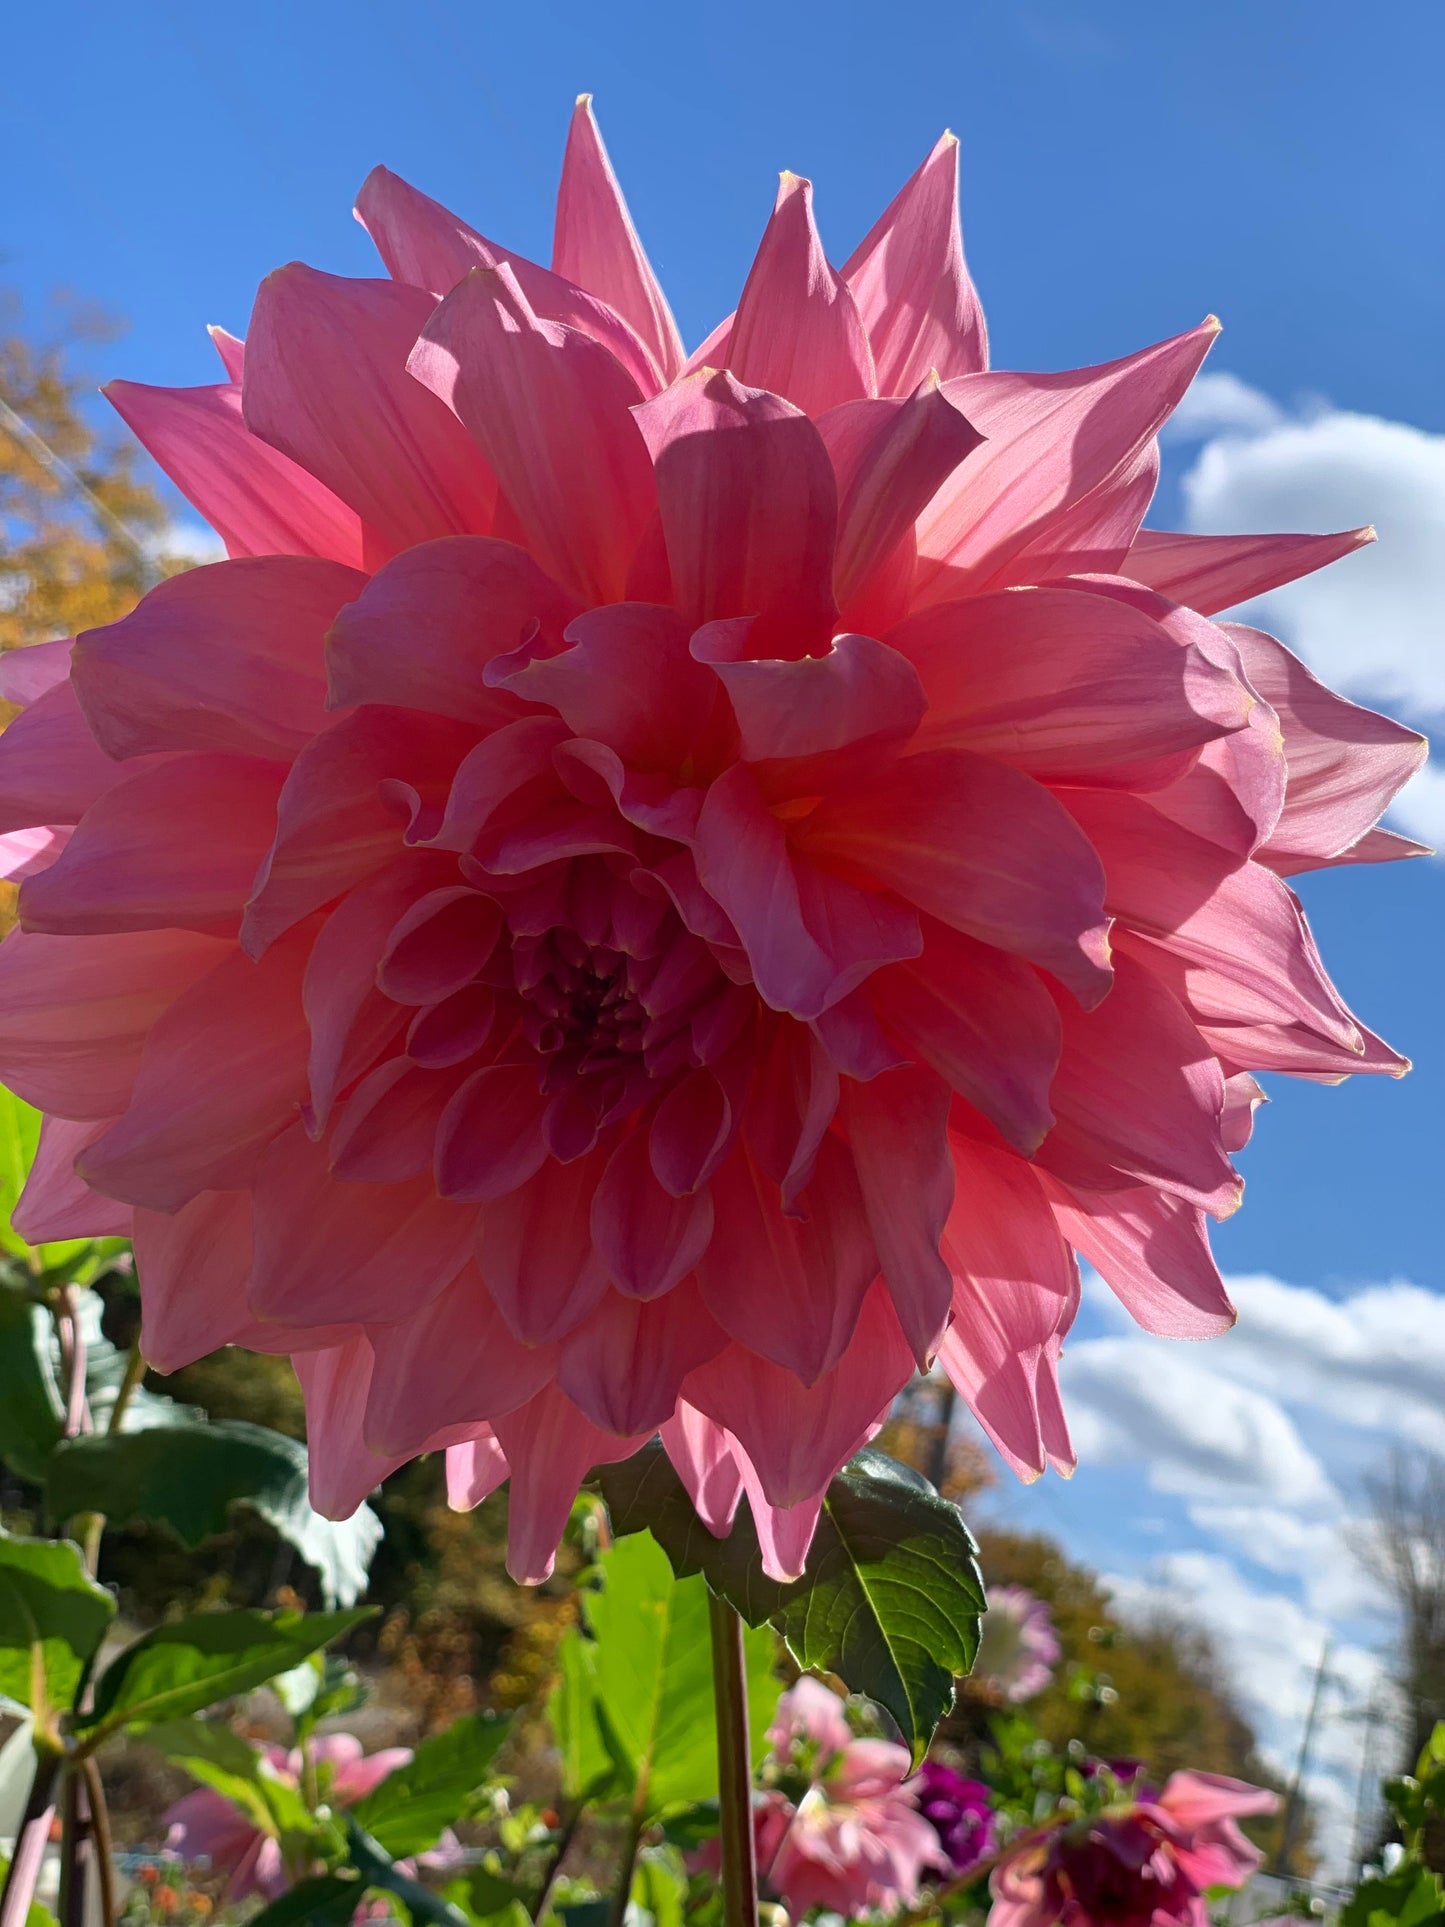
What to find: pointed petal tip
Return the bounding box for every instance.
[1355,523,1378,545]
[574,91,594,110]
[1201,313,1223,337]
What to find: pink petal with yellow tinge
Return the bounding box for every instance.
[1123,525,1375,615]
[106,380,367,569]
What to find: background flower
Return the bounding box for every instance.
[973,1585,1062,1703]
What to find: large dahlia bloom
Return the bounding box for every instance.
[0,102,1424,1585]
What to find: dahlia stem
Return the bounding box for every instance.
[707,1589,759,1927]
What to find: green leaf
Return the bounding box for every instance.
[344,1817,474,1927]
[142,1718,316,1841]
[442,1873,529,1927]
[0,1530,116,1724]
[75,1605,373,1742]
[45,1418,381,1606]
[568,1533,777,1817]
[600,1443,984,1763]
[247,1873,366,1927]
[631,1847,687,1927]
[350,1711,510,1857]
[0,1288,63,1483]
[547,1628,620,1804]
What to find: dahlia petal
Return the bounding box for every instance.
[134,1189,259,1372]
[728,172,875,415]
[20,754,285,937]
[552,95,685,383]
[1122,526,1375,616]
[0,681,128,834]
[105,380,367,568]
[79,927,315,1210]
[243,267,497,559]
[809,988,909,1082]
[297,1340,412,1517]
[870,923,1060,1154]
[435,1064,549,1202]
[1201,1013,1409,1081]
[937,1137,1079,1480]
[326,535,577,723]
[696,1135,877,1385]
[242,707,481,955]
[799,748,1112,1007]
[998,439,1160,584]
[329,1058,469,1183]
[557,1280,728,1436]
[494,602,721,771]
[1219,623,1428,868]
[1157,1771,1281,1830]
[818,384,983,629]
[491,1383,647,1583]
[842,131,988,392]
[660,1402,744,1535]
[746,1019,840,1210]
[892,587,1251,784]
[376,887,501,1004]
[1038,952,1240,1217]
[361,1261,555,1454]
[692,628,926,763]
[0,638,72,707]
[915,320,1219,599]
[250,1119,474,1326]
[12,1116,131,1243]
[683,1279,913,1508]
[407,985,498,1067]
[427,716,571,855]
[474,1148,612,1344]
[838,1066,955,1365]
[1221,1071,1266,1153]
[633,368,839,657]
[738,1464,823,1584]
[73,556,355,762]
[1039,1176,1236,1338]
[590,1128,716,1299]
[208,325,245,380]
[649,1067,737,1195]
[411,262,656,605]
[445,1430,511,1511]
[0,825,69,883]
[0,927,227,1120]
[357,165,663,396]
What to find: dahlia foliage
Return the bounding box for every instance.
[0,100,1423,1584]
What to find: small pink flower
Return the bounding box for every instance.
[973,1585,1062,1703]
[989,1769,1278,1927]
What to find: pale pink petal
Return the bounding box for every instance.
[135,1189,262,1372]
[997,438,1160,584]
[0,639,72,706]
[1040,1175,1236,1338]
[297,1339,413,1516]
[556,1280,728,1436]
[660,1402,744,1535]
[0,681,128,834]
[1123,525,1375,615]
[491,1383,647,1583]
[12,1116,131,1243]
[1282,826,1432,872]
[0,825,69,883]
[842,131,988,392]
[1158,1771,1281,1829]
[552,95,684,382]
[738,1462,823,1584]
[445,1430,510,1510]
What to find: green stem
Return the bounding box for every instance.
[707,1591,758,1927]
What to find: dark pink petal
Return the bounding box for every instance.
[427,716,571,855]
[105,380,366,568]
[842,132,988,392]
[0,927,226,1119]
[817,384,983,630]
[552,95,684,383]
[0,681,129,834]
[1038,952,1240,1218]
[79,927,315,1210]
[838,1066,955,1365]
[891,587,1250,785]
[208,325,245,380]
[411,263,656,604]
[243,267,497,560]
[633,369,839,657]
[297,1341,413,1518]
[915,321,1219,600]
[660,1403,744,1536]
[557,1281,728,1436]
[134,1189,260,1372]
[376,887,501,1004]
[1123,526,1375,615]
[1040,1174,1236,1338]
[683,1279,914,1507]
[696,1135,877,1385]
[474,1147,612,1344]
[361,1262,555,1453]
[745,1017,840,1211]
[1219,623,1428,868]
[692,628,926,763]
[870,922,1060,1154]
[73,557,356,762]
[435,1064,549,1202]
[13,1116,130,1244]
[407,985,497,1067]
[242,707,480,955]
[937,1136,1078,1481]
[20,755,285,937]
[328,1058,470,1183]
[728,173,875,415]
[799,748,1112,1007]
[326,536,578,723]
[357,165,663,396]
[491,1384,647,1583]
[0,638,73,707]
[250,1120,474,1326]
[649,1068,737,1195]
[590,1128,716,1299]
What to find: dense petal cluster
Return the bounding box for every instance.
[971,1584,1062,1703]
[915,1759,997,1875]
[0,100,1424,1583]
[989,1770,1277,1927]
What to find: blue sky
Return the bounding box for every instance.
[6,0,1442,1859]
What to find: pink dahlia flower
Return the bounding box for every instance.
[0,101,1423,1584]
[760,1678,948,1914]
[162,1734,415,1901]
[989,1770,1278,1927]
[973,1584,1062,1702]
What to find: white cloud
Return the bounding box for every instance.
[1183,1504,1384,1620]
[146,520,227,566]
[1173,376,1443,843]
